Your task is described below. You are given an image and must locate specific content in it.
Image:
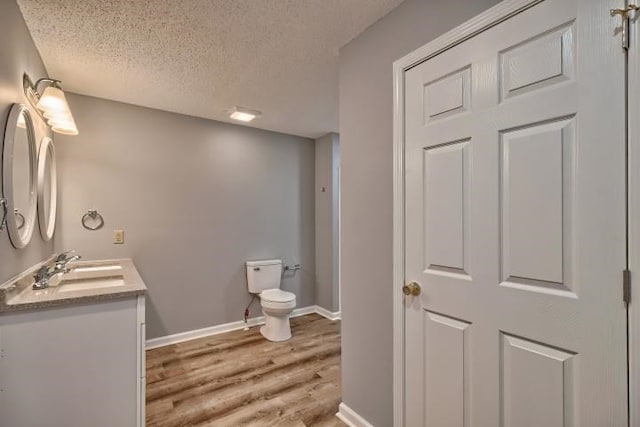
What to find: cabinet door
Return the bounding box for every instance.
[0,299,138,427]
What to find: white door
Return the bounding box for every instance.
[402,0,628,425]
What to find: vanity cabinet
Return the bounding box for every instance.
[0,295,146,427]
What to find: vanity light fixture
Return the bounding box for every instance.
[229,106,261,123]
[23,73,79,136]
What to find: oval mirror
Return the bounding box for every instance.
[2,104,37,248]
[37,137,56,241]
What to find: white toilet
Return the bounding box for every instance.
[246,259,296,342]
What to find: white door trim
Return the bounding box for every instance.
[392,1,546,425]
[628,6,640,426]
[336,402,375,427]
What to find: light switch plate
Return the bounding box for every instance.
[114,230,125,244]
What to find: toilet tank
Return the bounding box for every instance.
[246,259,282,293]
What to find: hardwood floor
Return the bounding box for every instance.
[146,314,346,426]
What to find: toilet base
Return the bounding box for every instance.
[260,313,292,342]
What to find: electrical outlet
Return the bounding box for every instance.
[114,230,125,244]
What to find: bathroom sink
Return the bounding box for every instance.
[73,265,123,273]
[67,263,125,281]
[58,276,126,293]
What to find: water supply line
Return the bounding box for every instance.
[243,294,258,330]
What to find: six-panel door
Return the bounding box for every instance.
[403,0,628,425]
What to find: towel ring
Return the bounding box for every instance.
[0,198,7,231]
[81,210,104,230]
[14,209,25,230]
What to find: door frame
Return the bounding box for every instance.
[628,4,639,425]
[391,0,632,425]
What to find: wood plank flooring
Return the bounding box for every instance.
[146,314,346,426]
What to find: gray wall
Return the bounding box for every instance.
[0,0,54,285]
[315,133,339,312]
[338,0,500,424]
[54,93,316,339]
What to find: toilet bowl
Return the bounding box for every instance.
[259,289,296,342]
[246,259,297,342]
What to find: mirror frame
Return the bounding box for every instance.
[37,137,57,241]
[2,104,37,248]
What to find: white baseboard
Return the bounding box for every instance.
[336,402,374,427]
[314,305,341,321]
[146,305,316,350]
[146,305,340,350]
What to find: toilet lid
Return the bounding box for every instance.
[261,289,295,303]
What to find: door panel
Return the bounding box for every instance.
[500,117,575,292]
[499,22,575,100]
[403,0,627,425]
[501,333,576,427]
[424,312,471,427]
[423,67,471,121]
[424,140,470,275]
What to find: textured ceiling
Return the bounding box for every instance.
[17,0,404,138]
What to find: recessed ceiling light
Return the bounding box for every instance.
[229,106,261,122]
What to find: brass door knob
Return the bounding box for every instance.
[402,281,421,296]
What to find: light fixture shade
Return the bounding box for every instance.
[43,110,65,120]
[48,115,79,136]
[37,86,79,135]
[17,113,26,129]
[36,86,69,114]
[51,124,79,136]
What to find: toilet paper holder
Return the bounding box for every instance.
[284,264,301,272]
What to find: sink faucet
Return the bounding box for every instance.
[54,250,82,272]
[33,265,59,290]
[32,251,82,290]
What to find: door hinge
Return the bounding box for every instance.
[611,5,639,50]
[623,269,632,304]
